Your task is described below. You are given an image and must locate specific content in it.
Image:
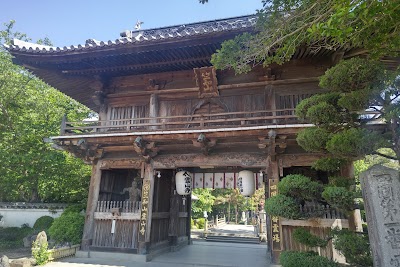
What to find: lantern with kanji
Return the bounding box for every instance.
[175,171,192,195]
[237,170,255,196]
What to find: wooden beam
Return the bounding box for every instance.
[106,77,319,98]
[154,153,268,168]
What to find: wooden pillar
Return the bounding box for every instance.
[81,160,102,250]
[186,194,192,245]
[267,157,283,264]
[138,162,155,254]
[149,94,158,130]
[168,188,180,246]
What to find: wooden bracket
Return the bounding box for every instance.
[258,132,287,160]
[133,138,159,162]
[192,134,216,155]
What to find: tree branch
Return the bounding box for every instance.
[372,151,399,161]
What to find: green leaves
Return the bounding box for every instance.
[264,194,301,219]
[0,21,92,202]
[322,186,355,211]
[292,228,328,248]
[212,0,400,74]
[48,212,85,245]
[278,174,323,201]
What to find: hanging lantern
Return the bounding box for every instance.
[175,171,192,195]
[237,170,255,196]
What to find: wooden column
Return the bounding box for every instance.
[149,94,158,130]
[81,160,102,250]
[138,162,155,254]
[168,173,180,246]
[186,194,192,245]
[267,156,283,264]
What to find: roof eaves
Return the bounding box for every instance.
[6,15,257,55]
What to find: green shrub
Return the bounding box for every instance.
[278,174,323,201]
[48,212,84,245]
[32,240,50,265]
[0,226,34,249]
[33,216,54,233]
[196,218,205,229]
[328,176,354,188]
[326,128,382,157]
[265,195,301,219]
[319,57,385,93]
[191,218,197,229]
[63,204,85,214]
[332,229,373,267]
[280,251,339,267]
[306,102,342,125]
[312,157,348,172]
[296,127,331,153]
[322,186,355,211]
[296,92,341,120]
[292,228,328,248]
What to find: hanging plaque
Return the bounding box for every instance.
[269,178,283,251]
[138,179,151,242]
[194,67,219,98]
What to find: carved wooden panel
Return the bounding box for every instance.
[194,67,219,98]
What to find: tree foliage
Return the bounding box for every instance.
[0,21,92,202]
[265,173,355,219]
[211,0,400,73]
[296,58,400,168]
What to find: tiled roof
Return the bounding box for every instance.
[4,15,256,54]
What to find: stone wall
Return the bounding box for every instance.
[0,203,66,228]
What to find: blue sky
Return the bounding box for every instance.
[1,0,262,47]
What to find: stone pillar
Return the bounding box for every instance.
[360,165,400,267]
[81,160,102,250]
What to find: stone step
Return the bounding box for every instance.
[206,235,260,244]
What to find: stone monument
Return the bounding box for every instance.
[0,255,10,267]
[360,165,400,266]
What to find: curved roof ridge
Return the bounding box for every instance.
[5,14,257,54]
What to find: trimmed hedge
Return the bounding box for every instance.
[48,212,84,245]
[33,216,54,233]
[280,251,339,267]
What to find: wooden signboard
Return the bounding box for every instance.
[194,67,219,98]
[138,179,151,242]
[269,178,283,251]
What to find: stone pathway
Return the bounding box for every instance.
[42,224,271,267]
[45,241,270,267]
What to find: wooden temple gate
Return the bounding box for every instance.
[6,14,362,263]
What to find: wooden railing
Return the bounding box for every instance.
[47,244,80,261]
[96,200,141,213]
[300,203,347,220]
[60,109,299,135]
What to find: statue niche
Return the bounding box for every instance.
[120,177,142,202]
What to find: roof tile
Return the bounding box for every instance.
[5,15,256,54]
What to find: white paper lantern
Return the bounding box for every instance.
[237,170,255,196]
[176,171,192,195]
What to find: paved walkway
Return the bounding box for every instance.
[44,224,270,267]
[45,241,270,267]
